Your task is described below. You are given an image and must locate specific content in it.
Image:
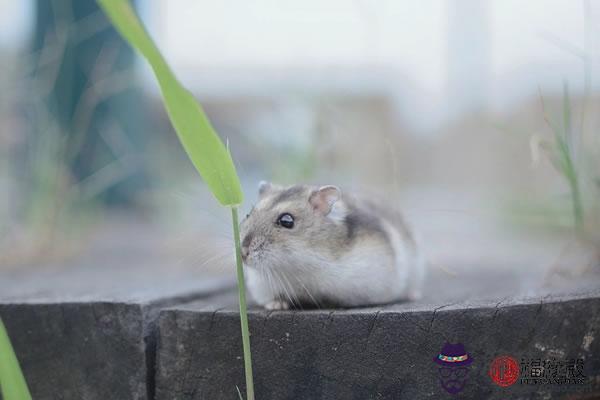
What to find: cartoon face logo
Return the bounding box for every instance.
[433,342,473,394]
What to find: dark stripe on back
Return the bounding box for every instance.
[365,200,416,249]
[344,207,387,242]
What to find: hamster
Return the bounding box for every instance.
[239,182,426,310]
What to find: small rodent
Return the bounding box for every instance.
[240,182,426,310]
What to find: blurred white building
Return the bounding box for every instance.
[446,0,490,118]
[1,1,596,133]
[140,0,598,132]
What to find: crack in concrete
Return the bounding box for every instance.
[208,307,226,333]
[428,302,459,333]
[321,310,336,329]
[140,290,232,400]
[519,296,548,352]
[366,311,381,342]
[491,296,509,323]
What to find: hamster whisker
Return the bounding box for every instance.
[172,237,233,267]
[190,250,231,270]
[277,269,300,307]
[272,268,296,306]
[261,268,277,302]
[265,254,294,300]
[294,276,321,309]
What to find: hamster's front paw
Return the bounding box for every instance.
[264,300,291,310]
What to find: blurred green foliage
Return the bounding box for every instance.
[98,0,242,206]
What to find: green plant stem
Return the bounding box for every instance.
[231,207,255,400]
[570,174,584,232]
[556,135,584,232]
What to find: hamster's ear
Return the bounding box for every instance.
[309,185,341,215]
[258,181,272,197]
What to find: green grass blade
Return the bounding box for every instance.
[97,0,243,206]
[540,88,584,230]
[0,318,32,400]
[560,83,583,230]
[231,207,255,400]
[562,81,572,146]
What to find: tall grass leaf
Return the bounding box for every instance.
[541,84,583,230]
[97,0,243,206]
[0,318,32,400]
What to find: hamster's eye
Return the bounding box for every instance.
[277,213,294,229]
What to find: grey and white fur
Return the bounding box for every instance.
[240,182,425,310]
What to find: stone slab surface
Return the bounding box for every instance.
[2,301,149,400]
[156,289,600,400]
[0,265,234,400]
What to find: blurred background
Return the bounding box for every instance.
[1,0,599,299]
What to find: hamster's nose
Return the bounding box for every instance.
[241,233,253,262]
[241,245,249,262]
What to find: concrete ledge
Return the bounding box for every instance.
[2,259,599,399]
[2,301,149,399]
[0,270,234,400]
[155,290,600,400]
